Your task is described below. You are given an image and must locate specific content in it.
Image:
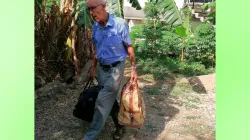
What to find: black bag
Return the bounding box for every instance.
[73,78,102,122]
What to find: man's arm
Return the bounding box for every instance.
[127,45,136,67]
[127,45,138,81]
[88,47,98,79]
[92,48,98,68]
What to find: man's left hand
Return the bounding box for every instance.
[130,68,138,82]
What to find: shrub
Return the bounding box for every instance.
[187,23,216,68]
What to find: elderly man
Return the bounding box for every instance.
[82,0,138,139]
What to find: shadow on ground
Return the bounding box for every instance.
[187,77,207,94]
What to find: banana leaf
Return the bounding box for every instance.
[156,0,183,26]
[107,0,142,18]
[71,1,93,28]
[128,0,142,10]
[201,2,216,11]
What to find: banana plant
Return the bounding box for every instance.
[175,12,192,62]
[161,7,192,62]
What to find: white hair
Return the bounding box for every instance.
[99,0,106,4]
[87,0,106,5]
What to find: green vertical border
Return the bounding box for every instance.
[217,0,250,140]
[0,1,34,140]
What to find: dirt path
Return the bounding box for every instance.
[35,67,215,140]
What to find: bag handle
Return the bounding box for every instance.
[121,78,139,95]
[83,76,99,90]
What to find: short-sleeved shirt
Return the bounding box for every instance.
[92,13,132,65]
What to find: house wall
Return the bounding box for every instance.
[125,19,143,25]
[175,0,187,10]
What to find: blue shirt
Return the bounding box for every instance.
[92,14,132,65]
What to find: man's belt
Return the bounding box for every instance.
[99,61,121,68]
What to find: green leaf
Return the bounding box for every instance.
[201,2,216,11]
[129,0,142,10]
[176,26,186,37]
[73,1,93,28]
[183,14,190,37]
[156,0,183,26]
[161,31,179,37]
[208,10,215,18]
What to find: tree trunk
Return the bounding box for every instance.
[61,0,71,25]
[60,0,65,12]
[71,24,79,80]
[70,0,79,80]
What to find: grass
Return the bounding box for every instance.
[173,130,188,136]
[150,105,162,111]
[185,95,200,103]
[145,123,158,132]
[158,112,165,116]
[183,116,199,120]
[184,102,199,109]
[146,88,161,95]
[143,74,155,82]
[158,98,165,102]
[171,83,192,96]
[176,83,191,90]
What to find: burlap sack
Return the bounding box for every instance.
[118,79,146,128]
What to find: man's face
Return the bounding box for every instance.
[87,0,106,23]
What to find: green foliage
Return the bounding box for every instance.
[127,0,142,10]
[156,0,183,25]
[147,88,161,95]
[187,23,216,68]
[201,2,216,24]
[179,62,206,76]
[200,2,216,11]
[138,58,210,78]
[144,0,182,26]
[72,1,93,28]
[144,2,159,19]
[130,24,145,43]
[131,8,182,61]
[181,8,192,18]
[130,0,216,78]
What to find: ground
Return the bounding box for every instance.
[35,64,216,140]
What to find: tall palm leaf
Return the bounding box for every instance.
[156,0,183,26]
